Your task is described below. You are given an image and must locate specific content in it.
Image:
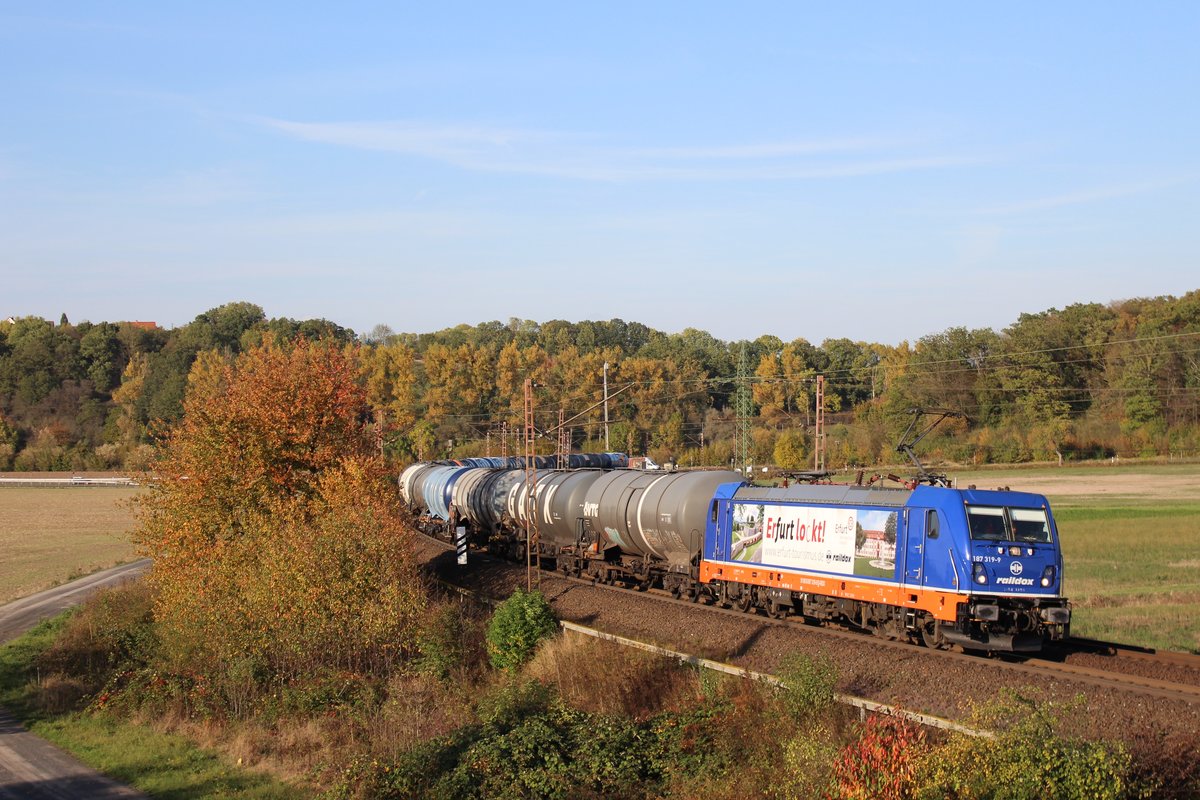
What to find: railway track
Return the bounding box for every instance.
[421,531,1200,708]
[590,570,1200,706]
[1061,635,1200,669]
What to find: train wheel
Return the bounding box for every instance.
[766,599,787,619]
[920,618,947,649]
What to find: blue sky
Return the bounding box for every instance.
[3,3,1197,343]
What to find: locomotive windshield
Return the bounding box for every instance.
[966,506,1052,543]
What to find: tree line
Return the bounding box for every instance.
[2,290,1199,471]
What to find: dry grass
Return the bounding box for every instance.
[526,631,704,719]
[0,486,141,604]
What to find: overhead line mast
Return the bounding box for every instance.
[524,378,539,590]
[736,344,752,474]
[814,375,825,472]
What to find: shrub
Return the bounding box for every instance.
[914,691,1133,800]
[416,602,476,681]
[36,580,156,699]
[330,681,658,800]
[829,712,928,800]
[776,651,838,719]
[485,589,557,672]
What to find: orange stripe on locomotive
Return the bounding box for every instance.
[699,560,967,623]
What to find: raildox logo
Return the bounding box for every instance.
[1009,561,1023,576]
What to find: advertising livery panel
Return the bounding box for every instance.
[729,502,899,579]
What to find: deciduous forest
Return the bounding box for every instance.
[2,291,1199,472]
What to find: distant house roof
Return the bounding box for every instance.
[124,321,158,330]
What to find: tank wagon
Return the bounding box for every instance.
[402,462,1070,653]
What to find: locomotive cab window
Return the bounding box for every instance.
[966,506,1052,543]
[926,509,939,539]
[1011,508,1051,543]
[710,501,718,524]
[966,506,1007,541]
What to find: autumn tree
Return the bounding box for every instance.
[134,338,424,711]
[359,341,420,447]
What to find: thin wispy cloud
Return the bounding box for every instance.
[260,117,978,182]
[977,177,1192,215]
[0,14,153,36]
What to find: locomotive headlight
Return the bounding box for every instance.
[972,562,988,585]
[1040,566,1056,587]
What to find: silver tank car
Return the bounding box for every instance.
[402,461,743,572]
[505,469,609,547]
[580,470,742,567]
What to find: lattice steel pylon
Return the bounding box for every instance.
[524,379,539,589]
[814,374,825,472]
[556,409,570,469]
[735,343,752,474]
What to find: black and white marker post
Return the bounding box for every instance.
[456,525,468,565]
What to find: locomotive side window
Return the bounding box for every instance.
[966,506,1008,541]
[926,509,939,539]
[710,501,718,524]
[1011,508,1051,543]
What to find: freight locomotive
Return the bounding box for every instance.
[400,458,1071,653]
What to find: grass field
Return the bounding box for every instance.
[953,462,1200,653]
[0,486,141,605]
